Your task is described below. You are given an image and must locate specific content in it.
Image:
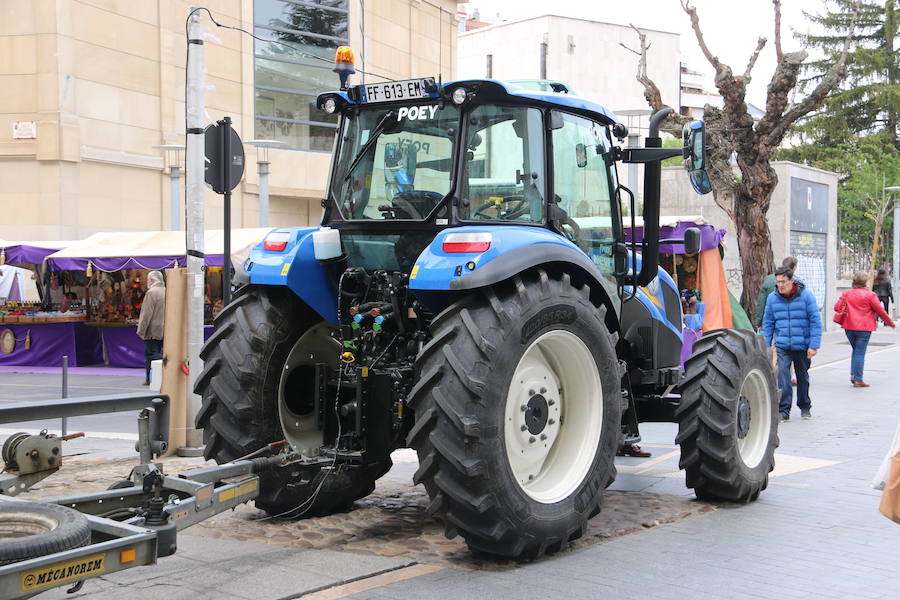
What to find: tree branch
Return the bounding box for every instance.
[681,1,721,73]
[624,24,668,114]
[743,37,768,79]
[773,0,783,61]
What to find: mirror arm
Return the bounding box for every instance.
[620,147,683,163]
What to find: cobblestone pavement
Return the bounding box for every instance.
[19,452,713,570]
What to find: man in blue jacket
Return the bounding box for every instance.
[763,266,822,422]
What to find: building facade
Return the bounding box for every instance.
[457,15,682,118]
[0,0,457,241]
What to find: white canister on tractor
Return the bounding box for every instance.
[313,226,341,260]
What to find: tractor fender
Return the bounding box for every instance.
[409,225,619,319]
[243,227,339,323]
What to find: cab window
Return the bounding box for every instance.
[551,111,617,277]
[460,105,545,223]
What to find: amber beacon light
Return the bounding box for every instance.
[333,46,356,90]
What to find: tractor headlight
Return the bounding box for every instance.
[451,87,467,105]
[323,97,337,114]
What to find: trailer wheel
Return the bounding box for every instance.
[408,270,621,558]
[676,328,779,502]
[195,286,389,516]
[0,503,91,566]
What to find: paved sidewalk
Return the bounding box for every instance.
[339,329,900,600]
[5,328,900,599]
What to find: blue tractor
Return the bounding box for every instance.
[195,68,778,558]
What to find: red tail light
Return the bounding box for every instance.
[263,231,291,252]
[443,232,491,253]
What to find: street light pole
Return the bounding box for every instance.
[887,185,900,318]
[246,139,286,227]
[153,144,185,230]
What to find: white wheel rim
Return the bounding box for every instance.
[503,330,603,504]
[736,368,772,468]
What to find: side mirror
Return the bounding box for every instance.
[683,227,701,255]
[683,120,712,195]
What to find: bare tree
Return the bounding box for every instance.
[623,1,859,316]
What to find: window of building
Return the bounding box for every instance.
[254,0,349,151]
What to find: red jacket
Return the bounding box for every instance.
[835,288,895,331]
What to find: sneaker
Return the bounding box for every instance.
[801,408,812,420]
[779,412,790,423]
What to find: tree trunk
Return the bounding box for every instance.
[734,190,776,318]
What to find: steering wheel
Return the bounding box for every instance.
[378,190,444,219]
[471,195,530,220]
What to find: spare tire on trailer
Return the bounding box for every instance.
[195,286,390,517]
[676,328,779,502]
[0,502,91,566]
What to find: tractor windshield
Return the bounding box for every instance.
[331,103,460,220]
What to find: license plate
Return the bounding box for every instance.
[360,78,436,103]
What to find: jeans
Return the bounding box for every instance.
[144,339,163,384]
[776,348,811,415]
[844,330,871,383]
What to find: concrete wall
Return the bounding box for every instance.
[659,161,839,328]
[0,0,458,241]
[458,16,681,114]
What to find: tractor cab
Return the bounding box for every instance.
[318,78,624,267]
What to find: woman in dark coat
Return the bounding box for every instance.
[873,268,893,315]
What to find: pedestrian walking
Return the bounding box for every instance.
[137,270,166,386]
[872,268,893,316]
[762,266,821,422]
[755,256,798,330]
[834,271,896,388]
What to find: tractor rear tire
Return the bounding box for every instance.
[195,286,389,517]
[407,270,621,559]
[676,328,779,502]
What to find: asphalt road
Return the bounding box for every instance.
[0,372,144,437]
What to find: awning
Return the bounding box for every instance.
[45,229,274,272]
[0,240,75,266]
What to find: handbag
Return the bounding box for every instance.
[833,295,848,325]
[879,452,900,524]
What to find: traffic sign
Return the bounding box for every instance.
[204,119,244,194]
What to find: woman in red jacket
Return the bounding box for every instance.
[835,271,896,387]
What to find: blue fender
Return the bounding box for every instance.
[409,225,620,316]
[624,257,683,340]
[244,227,339,323]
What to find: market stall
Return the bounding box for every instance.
[625,216,752,364]
[43,228,272,368]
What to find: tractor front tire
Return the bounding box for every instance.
[195,286,389,517]
[676,328,779,502]
[408,270,621,559]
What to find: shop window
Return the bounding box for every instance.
[253,0,349,150]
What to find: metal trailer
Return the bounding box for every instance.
[0,393,294,599]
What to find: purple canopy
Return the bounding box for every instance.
[0,243,66,266]
[47,255,227,272]
[626,221,726,254]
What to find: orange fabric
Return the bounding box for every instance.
[698,248,733,332]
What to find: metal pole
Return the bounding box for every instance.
[893,197,900,319]
[221,116,232,307]
[258,159,270,227]
[61,355,68,437]
[182,9,206,455]
[170,165,181,231]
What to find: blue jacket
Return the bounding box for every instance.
[762,281,822,350]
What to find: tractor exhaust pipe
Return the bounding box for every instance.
[636,108,672,286]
